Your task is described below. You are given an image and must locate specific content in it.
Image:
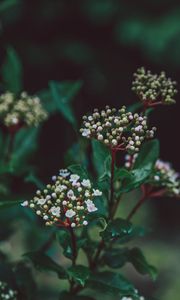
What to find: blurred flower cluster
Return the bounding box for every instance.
[0,281,17,300]
[0,91,47,128]
[125,155,180,197]
[132,67,177,106]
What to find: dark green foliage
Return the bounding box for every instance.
[24,251,67,279]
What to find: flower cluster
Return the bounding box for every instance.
[151,160,180,197]
[121,296,144,300]
[0,281,17,300]
[121,289,145,300]
[0,91,47,128]
[80,106,156,154]
[125,155,180,197]
[21,169,102,228]
[132,67,177,106]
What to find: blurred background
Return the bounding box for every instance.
[0,0,180,299]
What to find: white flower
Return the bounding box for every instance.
[67,189,74,198]
[65,209,76,218]
[69,174,80,183]
[82,179,91,188]
[85,190,90,197]
[83,220,88,226]
[71,222,76,227]
[82,128,91,137]
[37,198,47,205]
[154,175,160,181]
[59,169,70,177]
[21,200,28,207]
[93,189,102,196]
[85,199,98,212]
[52,176,57,181]
[135,125,143,132]
[50,206,61,217]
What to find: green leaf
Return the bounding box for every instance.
[0,0,19,14]
[67,265,90,286]
[103,248,128,269]
[68,164,89,179]
[49,80,82,127]
[10,127,39,172]
[1,47,22,94]
[87,271,135,296]
[24,251,67,279]
[117,139,160,193]
[128,247,158,280]
[91,140,110,177]
[0,200,22,209]
[24,172,45,189]
[100,218,132,242]
[57,228,73,259]
[59,291,95,300]
[134,139,160,170]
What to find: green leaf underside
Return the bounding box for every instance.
[1,46,22,94]
[59,291,95,300]
[68,164,89,179]
[92,140,110,177]
[49,81,82,127]
[24,251,67,279]
[128,247,158,280]
[103,247,157,280]
[67,265,90,286]
[0,200,22,209]
[117,139,160,193]
[10,127,40,173]
[57,229,73,259]
[87,271,135,296]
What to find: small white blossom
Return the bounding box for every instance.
[21,200,29,207]
[50,206,61,217]
[37,198,47,205]
[82,128,91,137]
[93,189,102,196]
[59,169,70,177]
[70,174,80,183]
[65,209,76,218]
[67,189,74,198]
[81,179,91,188]
[85,199,98,212]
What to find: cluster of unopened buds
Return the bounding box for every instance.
[132,67,177,107]
[0,91,47,128]
[0,281,17,300]
[125,155,180,197]
[80,106,156,154]
[21,169,102,228]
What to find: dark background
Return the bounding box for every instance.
[0,1,180,299]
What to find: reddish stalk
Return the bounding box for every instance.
[127,185,166,221]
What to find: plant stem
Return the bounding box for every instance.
[126,194,146,221]
[68,226,78,293]
[69,226,77,266]
[109,149,116,213]
[39,231,56,253]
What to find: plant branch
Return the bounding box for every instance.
[69,226,77,266]
[109,149,116,212]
